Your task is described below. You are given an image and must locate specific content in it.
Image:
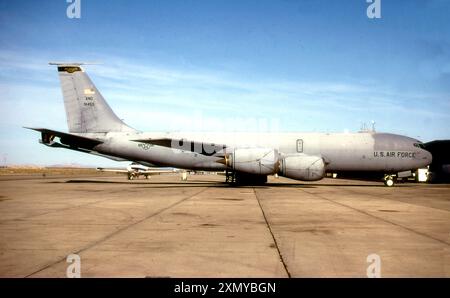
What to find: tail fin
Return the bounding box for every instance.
[50,62,135,133]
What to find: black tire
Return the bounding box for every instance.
[384,178,395,187]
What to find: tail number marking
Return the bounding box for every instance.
[84,96,95,107]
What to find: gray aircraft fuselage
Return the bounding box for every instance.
[82,131,431,173]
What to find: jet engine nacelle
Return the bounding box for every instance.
[225,148,279,175]
[280,154,325,181]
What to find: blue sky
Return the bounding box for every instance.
[0,0,449,166]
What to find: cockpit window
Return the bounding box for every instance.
[413,143,424,149]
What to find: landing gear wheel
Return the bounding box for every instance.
[384,177,395,187]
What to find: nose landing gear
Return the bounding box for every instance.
[383,175,396,187]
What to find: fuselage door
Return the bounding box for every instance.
[296,139,303,153]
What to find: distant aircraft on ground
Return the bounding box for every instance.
[96,162,182,180]
[26,63,432,186]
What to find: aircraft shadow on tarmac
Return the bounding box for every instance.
[47,179,389,188]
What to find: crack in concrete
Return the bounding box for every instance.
[253,188,291,278]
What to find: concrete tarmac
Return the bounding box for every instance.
[0,174,449,277]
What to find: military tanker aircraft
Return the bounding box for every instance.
[26,63,432,186]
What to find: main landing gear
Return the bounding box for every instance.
[225,169,235,183]
[225,170,267,185]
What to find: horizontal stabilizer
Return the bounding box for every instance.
[24,127,103,149]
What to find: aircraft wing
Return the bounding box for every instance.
[132,138,227,157]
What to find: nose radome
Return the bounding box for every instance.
[419,149,433,167]
[425,150,433,164]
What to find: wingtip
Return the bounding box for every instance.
[23,127,39,131]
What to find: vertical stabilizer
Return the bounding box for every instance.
[50,63,135,133]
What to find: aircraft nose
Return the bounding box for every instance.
[418,149,433,167]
